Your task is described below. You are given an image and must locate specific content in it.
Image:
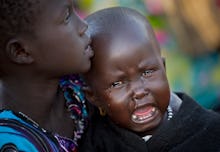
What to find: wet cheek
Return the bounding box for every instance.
[105,93,132,116]
[107,105,130,126]
[107,89,130,105]
[157,83,170,113]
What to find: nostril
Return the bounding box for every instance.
[132,90,149,108]
[131,78,148,100]
[79,21,88,36]
[132,90,148,101]
[79,27,86,36]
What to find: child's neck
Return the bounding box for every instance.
[0,78,75,137]
[0,78,63,124]
[0,76,74,138]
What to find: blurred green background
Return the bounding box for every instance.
[75,0,220,109]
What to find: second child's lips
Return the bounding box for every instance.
[133,106,154,116]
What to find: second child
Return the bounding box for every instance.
[79,7,220,152]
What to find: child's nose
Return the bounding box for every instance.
[79,22,88,36]
[132,87,148,101]
[77,16,88,36]
[131,80,148,101]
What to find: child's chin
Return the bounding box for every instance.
[131,115,163,134]
[80,62,92,73]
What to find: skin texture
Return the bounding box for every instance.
[84,7,170,136]
[0,0,93,138]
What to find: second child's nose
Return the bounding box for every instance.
[132,87,148,100]
[131,80,148,100]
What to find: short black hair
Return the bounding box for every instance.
[0,0,40,49]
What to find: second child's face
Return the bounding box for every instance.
[27,0,93,75]
[88,33,170,134]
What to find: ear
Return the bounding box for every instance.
[83,86,101,107]
[6,38,34,64]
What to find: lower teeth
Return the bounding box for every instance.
[132,107,156,121]
[132,115,137,120]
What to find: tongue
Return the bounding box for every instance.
[133,106,153,116]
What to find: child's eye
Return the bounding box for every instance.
[64,8,71,23]
[142,70,154,77]
[111,81,123,88]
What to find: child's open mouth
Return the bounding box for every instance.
[131,106,157,124]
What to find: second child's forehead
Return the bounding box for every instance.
[96,32,159,64]
[93,27,160,69]
[97,25,152,52]
[108,39,157,60]
[98,19,159,57]
[94,17,154,49]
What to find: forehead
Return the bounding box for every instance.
[106,39,158,67]
[93,17,159,55]
[92,32,160,77]
[93,25,159,62]
[32,0,72,28]
[37,0,71,16]
[39,0,71,6]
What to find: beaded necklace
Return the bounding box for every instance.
[59,75,88,144]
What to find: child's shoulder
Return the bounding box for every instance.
[0,109,60,151]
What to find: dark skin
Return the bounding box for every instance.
[0,0,93,138]
[84,7,181,136]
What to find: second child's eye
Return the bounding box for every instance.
[142,70,154,77]
[64,8,71,23]
[111,81,123,88]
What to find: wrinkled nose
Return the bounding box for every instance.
[132,79,148,101]
[132,86,148,100]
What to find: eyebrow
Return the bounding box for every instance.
[138,59,157,68]
[106,70,125,83]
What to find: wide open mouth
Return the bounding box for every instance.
[131,105,157,124]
